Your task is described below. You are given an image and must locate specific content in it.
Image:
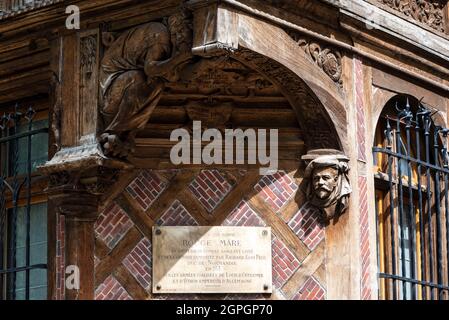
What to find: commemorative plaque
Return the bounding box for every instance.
[152,226,272,294]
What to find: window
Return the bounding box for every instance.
[6,203,47,299]
[373,95,449,300]
[0,105,49,300]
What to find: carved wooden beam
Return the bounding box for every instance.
[188,0,239,56]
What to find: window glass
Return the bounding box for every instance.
[8,203,47,300]
[15,119,48,174]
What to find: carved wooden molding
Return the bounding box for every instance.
[286,30,343,86]
[377,0,447,32]
[47,166,120,220]
[0,0,62,18]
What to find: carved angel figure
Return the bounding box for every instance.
[99,10,193,158]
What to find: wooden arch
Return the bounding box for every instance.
[98,4,349,160]
[190,6,349,154]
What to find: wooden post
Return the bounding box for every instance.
[63,207,97,299]
[46,180,98,300]
[45,168,120,300]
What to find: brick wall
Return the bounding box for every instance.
[94,169,327,300]
[355,57,372,300]
[359,176,372,300]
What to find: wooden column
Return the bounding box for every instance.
[46,175,98,300]
[42,24,105,299]
[64,219,95,299]
[46,168,120,300]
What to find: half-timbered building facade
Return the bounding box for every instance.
[1,0,449,300]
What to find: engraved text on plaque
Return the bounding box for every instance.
[152,226,272,294]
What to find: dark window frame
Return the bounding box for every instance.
[373,95,449,300]
[0,104,49,300]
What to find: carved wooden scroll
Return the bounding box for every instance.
[287,31,343,86]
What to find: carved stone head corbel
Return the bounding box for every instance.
[302,149,351,224]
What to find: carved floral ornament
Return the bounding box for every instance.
[287,31,343,86]
[378,0,447,32]
[302,149,352,224]
[80,35,97,79]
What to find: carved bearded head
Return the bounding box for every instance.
[312,166,339,200]
[303,150,351,223]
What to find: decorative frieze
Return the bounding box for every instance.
[0,0,62,18]
[378,0,447,32]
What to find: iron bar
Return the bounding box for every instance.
[0,128,48,144]
[433,128,444,300]
[0,106,47,300]
[379,273,449,291]
[404,100,417,299]
[25,108,33,300]
[395,113,408,299]
[415,107,426,299]
[373,148,449,174]
[423,113,434,300]
[7,106,20,300]
[0,264,47,275]
[442,131,449,301]
[386,119,398,299]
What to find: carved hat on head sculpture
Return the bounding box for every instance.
[302,149,351,223]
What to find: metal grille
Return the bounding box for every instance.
[0,105,48,300]
[373,99,449,300]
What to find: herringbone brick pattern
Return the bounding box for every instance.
[93,168,326,300]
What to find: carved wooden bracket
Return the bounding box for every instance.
[99,9,195,158]
[95,0,346,159]
[46,166,120,221]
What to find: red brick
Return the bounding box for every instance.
[95,275,133,300]
[288,203,325,250]
[272,236,300,290]
[255,171,298,215]
[126,170,168,211]
[188,170,233,213]
[292,277,325,300]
